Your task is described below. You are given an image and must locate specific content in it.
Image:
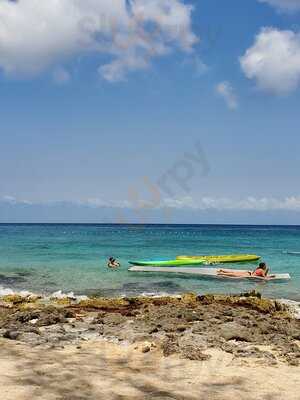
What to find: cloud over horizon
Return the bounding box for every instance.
[0,0,197,82]
[240,27,300,94]
[3,195,300,212]
[258,0,300,12]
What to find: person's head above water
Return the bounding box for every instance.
[109,257,115,262]
[258,262,267,270]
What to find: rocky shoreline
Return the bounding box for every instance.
[0,291,299,367]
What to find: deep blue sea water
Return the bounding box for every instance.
[0,224,299,301]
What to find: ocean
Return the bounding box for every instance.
[0,224,299,301]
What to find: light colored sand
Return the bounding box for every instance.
[0,338,299,400]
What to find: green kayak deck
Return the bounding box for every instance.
[128,259,206,267]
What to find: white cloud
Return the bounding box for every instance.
[162,196,198,209]
[82,198,131,209]
[2,195,300,211]
[2,195,17,204]
[0,0,197,82]
[201,196,300,211]
[161,196,300,211]
[215,81,238,110]
[2,195,32,205]
[240,27,300,94]
[258,0,300,12]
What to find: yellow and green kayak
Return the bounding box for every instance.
[129,254,260,267]
[176,254,260,264]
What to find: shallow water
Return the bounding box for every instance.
[0,224,299,300]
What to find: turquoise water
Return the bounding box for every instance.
[0,224,299,300]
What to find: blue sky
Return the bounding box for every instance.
[1,0,300,223]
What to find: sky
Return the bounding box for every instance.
[0,0,300,223]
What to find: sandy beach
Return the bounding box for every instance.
[1,339,300,400]
[0,292,299,399]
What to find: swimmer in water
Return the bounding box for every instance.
[107,257,120,269]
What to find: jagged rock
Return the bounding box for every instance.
[161,336,179,357]
[176,324,188,333]
[18,332,44,346]
[15,310,41,323]
[291,329,300,340]
[219,322,253,342]
[285,356,299,366]
[240,290,262,299]
[3,330,20,340]
[161,322,177,332]
[92,324,104,335]
[52,297,73,306]
[180,345,211,361]
[191,322,208,334]
[10,308,75,328]
[223,309,234,317]
[1,294,40,305]
[141,345,151,353]
[1,295,28,305]
[197,294,215,304]
[259,322,273,335]
[181,293,198,304]
[0,301,13,309]
[0,292,299,366]
[147,325,159,334]
[184,311,202,322]
[103,313,126,326]
[132,333,155,343]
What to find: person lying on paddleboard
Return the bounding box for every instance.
[217,262,274,279]
[107,257,120,269]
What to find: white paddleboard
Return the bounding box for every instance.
[128,266,291,281]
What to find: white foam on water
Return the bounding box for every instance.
[0,285,88,302]
[140,291,184,298]
[140,292,166,297]
[50,290,76,299]
[279,298,300,319]
[0,285,34,297]
[49,290,88,301]
[0,285,15,296]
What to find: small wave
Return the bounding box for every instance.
[0,286,88,302]
[0,285,34,297]
[140,291,183,298]
[283,251,300,256]
[278,298,300,319]
[49,290,88,301]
